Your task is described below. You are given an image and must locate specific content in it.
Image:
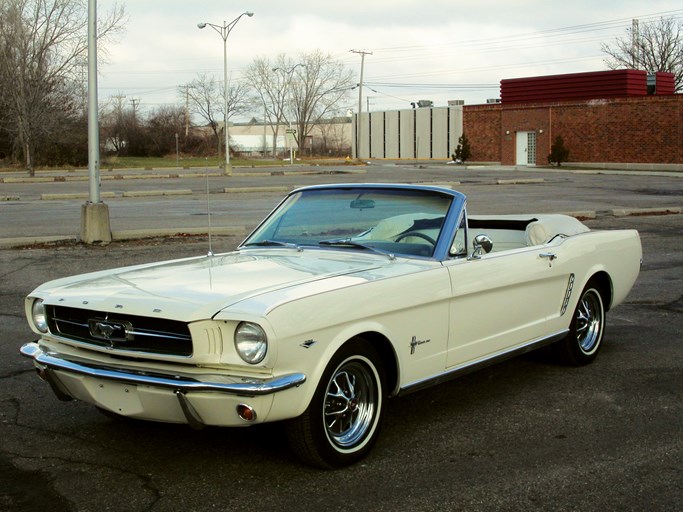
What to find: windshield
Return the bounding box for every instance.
[242,187,454,258]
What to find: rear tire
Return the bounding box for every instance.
[286,339,386,469]
[556,283,606,366]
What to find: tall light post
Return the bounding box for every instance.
[272,64,304,164]
[350,49,372,159]
[198,11,254,175]
[81,0,111,244]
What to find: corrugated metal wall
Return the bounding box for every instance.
[500,70,676,103]
[353,106,463,159]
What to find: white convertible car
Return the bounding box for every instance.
[22,184,642,468]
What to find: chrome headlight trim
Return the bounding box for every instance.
[31,298,48,333]
[234,322,268,364]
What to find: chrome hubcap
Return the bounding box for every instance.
[576,290,602,353]
[324,360,376,449]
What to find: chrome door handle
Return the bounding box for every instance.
[540,252,557,267]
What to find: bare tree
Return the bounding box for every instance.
[100,94,131,154]
[244,52,353,159]
[317,115,352,156]
[244,54,289,157]
[182,72,252,157]
[184,74,222,147]
[146,105,188,157]
[602,16,683,92]
[289,51,354,153]
[0,0,126,174]
[100,94,155,157]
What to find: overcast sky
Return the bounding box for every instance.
[96,0,682,119]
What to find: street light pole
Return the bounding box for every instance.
[81,0,111,244]
[272,64,304,165]
[198,12,254,176]
[350,49,372,160]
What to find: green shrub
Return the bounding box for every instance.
[452,134,472,163]
[548,135,570,166]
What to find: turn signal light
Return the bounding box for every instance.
[236,403,257,422]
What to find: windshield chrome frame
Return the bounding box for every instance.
[239,184,467,261]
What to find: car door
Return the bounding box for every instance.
[443,244,571,368]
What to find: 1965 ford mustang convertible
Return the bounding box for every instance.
[21,184,642,468]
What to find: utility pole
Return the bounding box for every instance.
[185,84,190,137]
[130,98,140,118]
[631,19,640,68]
[350,49,372,159]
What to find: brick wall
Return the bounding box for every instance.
[462,104,501,162]
[464,94,683,165]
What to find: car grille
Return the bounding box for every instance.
[45,305,193,357]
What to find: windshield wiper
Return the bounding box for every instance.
[243,240,301,249]
[318,239,395,259]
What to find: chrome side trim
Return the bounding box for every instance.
[560,273,575,316]
[398,330,569,396]
[20,342,306,397]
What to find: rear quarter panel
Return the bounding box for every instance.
[547,228,641,332]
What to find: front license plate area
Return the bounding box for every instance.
[89,380,145,416]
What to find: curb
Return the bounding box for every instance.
[0,167,365,184]
[0,235,80,249]
[111,226,246,240]
[0,227,247,249]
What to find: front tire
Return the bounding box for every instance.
[556,284,606,366]
[287,339,386,469]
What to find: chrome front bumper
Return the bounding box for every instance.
[20,342,306,396]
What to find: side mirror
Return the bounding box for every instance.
[471,234,493,259]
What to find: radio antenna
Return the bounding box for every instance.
[206,172,213,257]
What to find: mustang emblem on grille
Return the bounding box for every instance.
[88,318,133,348]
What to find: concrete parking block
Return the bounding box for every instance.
[3,177,56,183]
[496,178,545,185]
[41,192,117,200]
[612,207,682,217]
[224,186,290,194]
[122,189,193,197]
[122,174,171,179]
[420,182,461,189]
[566,210,597,220]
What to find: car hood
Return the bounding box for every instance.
[34,249,387,322]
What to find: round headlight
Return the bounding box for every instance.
[32,299,48,333]
[234,322,268,364]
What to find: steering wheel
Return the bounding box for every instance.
[395,231,437,247]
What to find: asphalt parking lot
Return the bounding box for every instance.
[1,164,681,511]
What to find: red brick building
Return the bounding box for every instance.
[463,70,682,167]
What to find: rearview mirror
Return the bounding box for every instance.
[350,199,375,209]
